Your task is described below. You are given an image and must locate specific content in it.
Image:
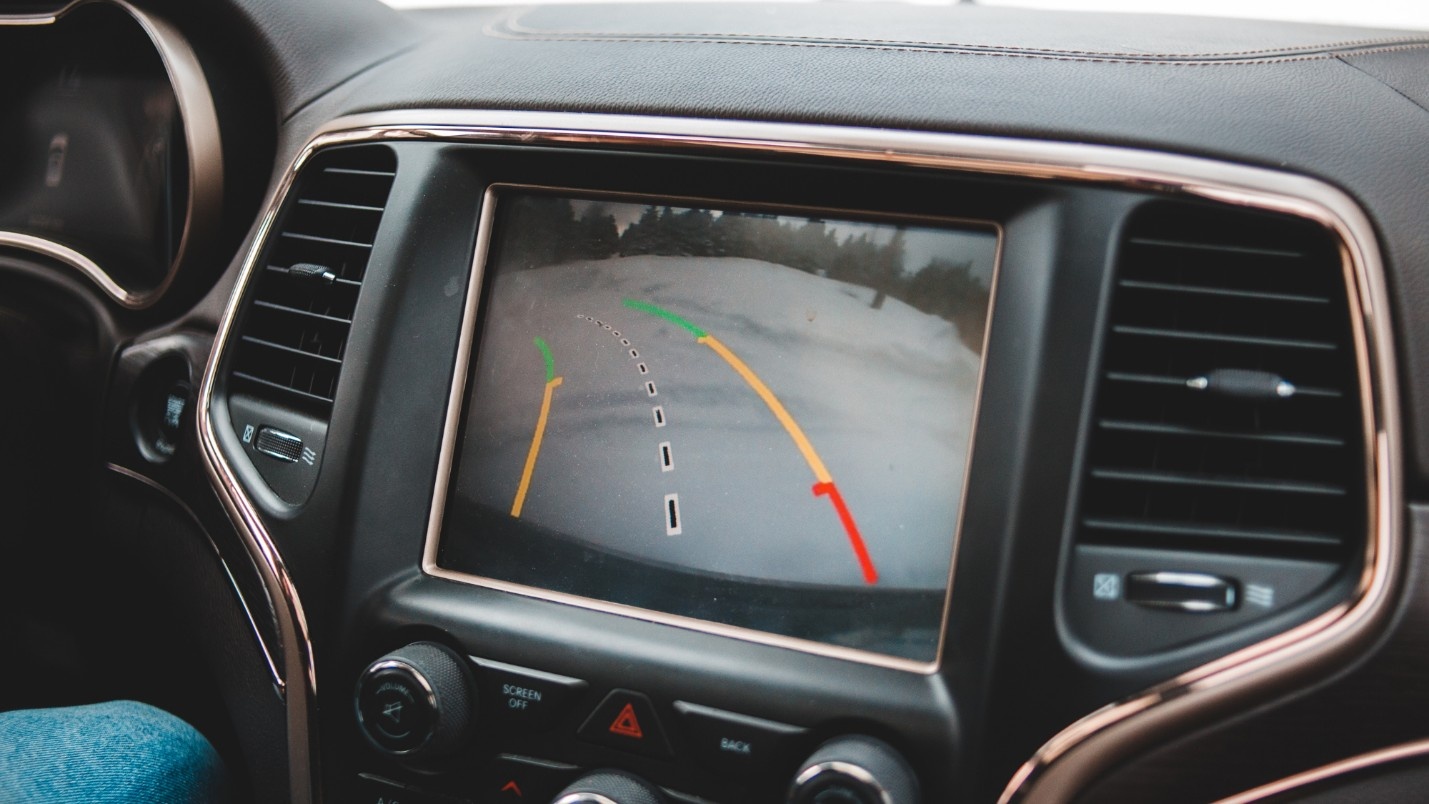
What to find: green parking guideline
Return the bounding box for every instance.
[534,336,555,382]
[622,299,707,339]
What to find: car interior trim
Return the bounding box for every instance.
[0,232,126,302]
[105,462,284,693]
[1214,737,1429,803]
[198,123,324,801]
[420,181,1003,676]
[999,192,1400,802]
[0,0,223,310]
[201,109,1401,804]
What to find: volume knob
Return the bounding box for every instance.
[354,642,475,761]
[554,770,667,804]
[788,736,919,804]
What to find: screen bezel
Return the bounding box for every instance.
[422,182,1003,674]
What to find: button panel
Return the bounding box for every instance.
[483,754,582,802]
[353,774,464,804]
[577,689,673,759]
[356,655,826,802]
[673,701,807,779]
[470,656,587,733]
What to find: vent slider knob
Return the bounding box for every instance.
[1125,571,1239,613]
[286,262,337,285]
[254,426,304,463]
[1186,368,1296,400]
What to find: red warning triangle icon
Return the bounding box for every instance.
[608,702,644,739]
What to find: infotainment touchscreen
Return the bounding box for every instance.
[432,188,998,664]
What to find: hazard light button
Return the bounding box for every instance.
[577,689,672,759]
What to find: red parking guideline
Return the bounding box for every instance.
[813,481,878,585]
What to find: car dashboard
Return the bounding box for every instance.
[0,2,1425,803]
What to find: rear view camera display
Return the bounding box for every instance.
[436,189,998,663]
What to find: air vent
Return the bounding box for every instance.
[1078,202,1365,563]
[228,145,396,418]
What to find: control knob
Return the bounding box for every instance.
[553,770,667,804]
[354,641,475,761]
[788,736,920,804]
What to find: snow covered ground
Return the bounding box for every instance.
[453,255,985,590]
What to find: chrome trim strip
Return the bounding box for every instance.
[0,233,123,299]
[105,463,284,693]
[0,0,222,309]
[420,181,1002,676]
[1216,739,1429,803]
[794,761,896,804]
[200,109,1399,804]
[554,794,620,804]
[198,138,318,803]
[996,133,1400,803]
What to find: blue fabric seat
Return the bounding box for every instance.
[0,700,229,803]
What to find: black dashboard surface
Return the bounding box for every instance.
[322,3,1429,487]
[4,1,1429,803]
[155,0,1429,479]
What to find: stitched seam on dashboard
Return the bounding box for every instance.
[496,10,1429,59]
[1338,55,1429,116]
[481,28,1429,66]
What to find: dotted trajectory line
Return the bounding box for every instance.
[622,299,878,584]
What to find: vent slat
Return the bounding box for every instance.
[1112,325,1337,351]
[229,145,396,418]
[1077,201,1363,563]
[297,198,386,213]
[1098,419,1345,448]
[1118,279,1330,305]
[231,371,336,405]
[280,231,374,249]
[251,299,353,325]
[1127,236,1304,259]
[323,166,396,177]
[1082,518,1342,548]
[1090,467,1346,497]
[240,335,344,365]
[1104,371,1187,388]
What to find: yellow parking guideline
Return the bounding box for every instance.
[623,299,877,583]
[512,336,563,517]
[698,334,832,485]
[511,375,562,518]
